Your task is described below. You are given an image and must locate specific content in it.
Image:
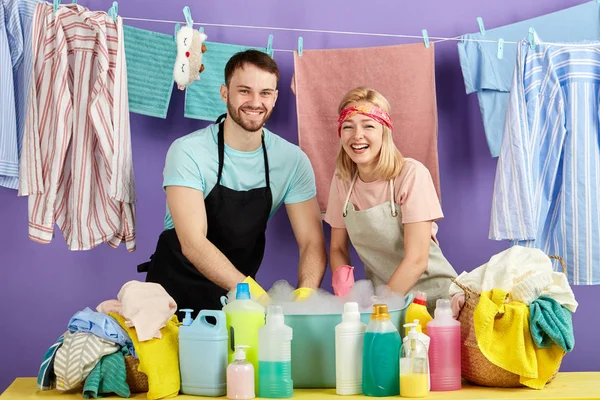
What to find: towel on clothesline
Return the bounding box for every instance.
[123,25,176,118]
[184,41,268,122]
[291,43,440,213]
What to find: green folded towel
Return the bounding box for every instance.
[184,41,268,122]
[530,296,574,352]
[124,25,176,119]
[83,349,130,398]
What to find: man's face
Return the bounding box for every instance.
[221,64,278,133]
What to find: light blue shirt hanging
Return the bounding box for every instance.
[458,1,600,157]
[490,35,600,285]
[1,0,42,190]
[184,41,268,122]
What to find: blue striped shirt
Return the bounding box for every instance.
[490,35,600,285]
[0,0,40,189]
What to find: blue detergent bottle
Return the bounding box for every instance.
[179,308,228,396]
[362,304,401,397]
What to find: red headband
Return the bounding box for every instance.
[337,105,393,136]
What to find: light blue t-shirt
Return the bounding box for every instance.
[163,124,317,229]
[457,1,600,157]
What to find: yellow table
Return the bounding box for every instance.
[2,373,599,400]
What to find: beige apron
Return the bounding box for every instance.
[343,174,457,314]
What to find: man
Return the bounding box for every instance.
[138,50,327,315]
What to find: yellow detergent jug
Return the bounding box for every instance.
[222,283,265,390]
[405,291,432,335]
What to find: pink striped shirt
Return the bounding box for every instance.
[18,3,136,251]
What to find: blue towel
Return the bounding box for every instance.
[123,25,176,118]
[184,42,268,122]
[529,296,575,353]
[37,333,65,390]
[68,307,134,355]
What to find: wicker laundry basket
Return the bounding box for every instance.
[454,255,566,388]
[124,355,149,393]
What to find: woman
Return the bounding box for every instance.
[325,87,457,314]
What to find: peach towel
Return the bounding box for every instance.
[291,43,440,213]
[116,280,177,341]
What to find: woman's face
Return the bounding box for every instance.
[340,102,385,170]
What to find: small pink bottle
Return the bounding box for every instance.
[426,299,461,391]
[227,346,255,399]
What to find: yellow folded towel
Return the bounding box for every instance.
[110,313,180,399]
[474,289,564,389]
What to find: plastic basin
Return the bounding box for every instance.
[283,293,413,388]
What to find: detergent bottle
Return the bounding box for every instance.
[403,319,430,390]
[222,283,265,390]
[426,299,461,391]
[362,304,401,397]
[335,302,367,395]
[178,309,228,396]
[227,345,255,400]
[405,291,432,335]
[258,305,293,398]
[400,322,429,398]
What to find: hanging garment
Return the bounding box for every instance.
[291,43,440,213]
[490,33,600,285]
[458,1,600,157]
[0,0,42,189]
[123,25,176,118]
[140,115,272,317]
[341,173,456,314]
[184,42,267,122]
[0,3,18,189]
[18,3,136,251]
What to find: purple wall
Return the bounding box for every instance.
[1,0,598,392]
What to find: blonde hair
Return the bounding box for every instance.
[335,87,404,181]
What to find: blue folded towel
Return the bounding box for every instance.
[124,25,176,118]
[529,296,575,352]
[184,41,268,122]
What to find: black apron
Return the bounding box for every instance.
[138,114,273,318]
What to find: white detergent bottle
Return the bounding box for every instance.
[335,302,367,395]
[227,345,255,400]
[258,305,293,398]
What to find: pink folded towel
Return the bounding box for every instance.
[117,280,177,342]
[291,43,440,213]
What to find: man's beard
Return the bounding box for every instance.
[227,101,273,132]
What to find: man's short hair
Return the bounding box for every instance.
[224,49,280,87]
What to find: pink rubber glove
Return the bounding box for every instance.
[332,265,355,297]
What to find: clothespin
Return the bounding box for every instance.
[174,23,181,41]
[422,29,430,48]
[528,27,537,49]
[298,36,303,56]
[108,1,118,22]
[183,6,193,27]
[72,0,77,4]
[477,17,485,35]
[199,26,204,33]
[267,34,274,58]
[53,0,60,14]
[497,38,504,59]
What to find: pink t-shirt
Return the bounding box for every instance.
[324,158,443,241]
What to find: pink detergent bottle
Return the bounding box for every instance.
[426,299,461,391]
